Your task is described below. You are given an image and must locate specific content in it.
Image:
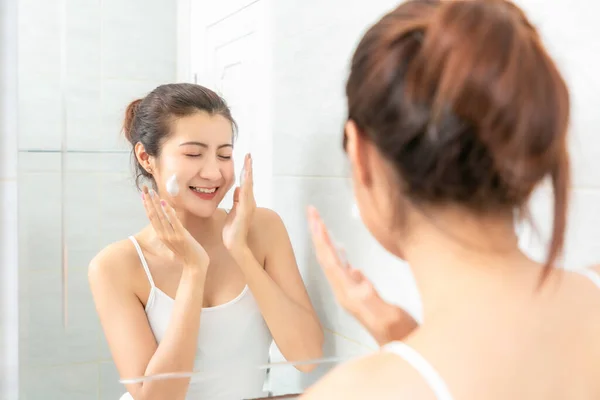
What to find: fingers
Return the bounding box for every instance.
[160,199,185,235]
[240,154,254,200]
[142,186,172,236]
[232,187,240,205]
[244,153,253,191]
[308,206,354,293]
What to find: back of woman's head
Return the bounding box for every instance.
[346,0,570,272]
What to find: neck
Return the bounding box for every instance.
[143,206,220,253]
[175,209,220,240]
[399,208,532,322]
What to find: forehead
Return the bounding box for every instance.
[170,111,233,143]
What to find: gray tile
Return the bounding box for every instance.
[564,189,600,269]
[99,79,168,153]
[18,168,62,273]
[101,0,176,81]
[20,363,98,400]
[99,361,126,400]
[19,270,101,366]
[98,172,148,245]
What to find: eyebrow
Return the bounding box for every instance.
[179,141,233,149]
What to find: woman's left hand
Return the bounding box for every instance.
[223,154,256,252]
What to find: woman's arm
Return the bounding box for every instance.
[89,247,206,400]
[90,188,210,400]
[89,244,204,400]
[230,208,324,371]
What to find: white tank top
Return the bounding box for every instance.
[120,236,273,400]
[383,268,600,400]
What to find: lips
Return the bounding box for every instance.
[189,186,217,194]
[189,186,219,200]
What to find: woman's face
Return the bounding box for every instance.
[149,111,235,218]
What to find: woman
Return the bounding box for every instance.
[303,0,600,399]
[88,83,324,400]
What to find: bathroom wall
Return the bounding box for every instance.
[267,0,600,391]
[17,0,177,398]
[1,0,19,398]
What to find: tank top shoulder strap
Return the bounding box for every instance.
[382,341,454,400]
[128,236,156,288]
[575,268,600,289]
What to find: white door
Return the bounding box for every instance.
[189,0,272,209]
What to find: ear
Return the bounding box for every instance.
[344,120,372,187]
[134,142,154,174]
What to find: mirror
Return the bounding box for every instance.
[16,1,421,399]
[15,0,595,399]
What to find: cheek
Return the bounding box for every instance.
[222,161,235,182]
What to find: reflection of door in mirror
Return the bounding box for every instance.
[190,0,272,210]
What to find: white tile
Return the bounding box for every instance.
[18,164,62,273]
[17,0,61,81]
[64,170,103,271]
[99,361,125,400]
[17,75,62,150]
[98,171,148,245]
[66,78,104,151]
[65,152,132,174]
[101,0,177,81]
[564,189,600,269]
[270,0,406,177]
[66,0,102,81]
[20,363,98,400]
[19,270,100,352]
[0,181,19,392]
[100,79,167,152]
[17,152,62,172]
[19,268,100,340]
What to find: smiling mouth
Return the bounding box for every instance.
[189,186,218,194]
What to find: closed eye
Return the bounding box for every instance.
[185,154,201,158]
[219,155,232,160]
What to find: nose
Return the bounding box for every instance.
[199,155,222,182]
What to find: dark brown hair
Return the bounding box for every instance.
[345,0,570,278]
[123,83,237,189]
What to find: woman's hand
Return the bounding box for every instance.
[223,154,256,253]
[307,206,418,346]
[142,186,209,271]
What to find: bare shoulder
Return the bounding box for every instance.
[590,264,600,275]
[252,207,285,228]
[88,238,140,289]
[301,351,438,400]
[249,207,288,239]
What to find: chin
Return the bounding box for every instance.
[185,203,219,218]
[182,197,224,218]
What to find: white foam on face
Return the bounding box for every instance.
[166,173,179,196]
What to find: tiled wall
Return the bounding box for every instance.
[268,0,600,392]
[17,0,176,398]
[1,0,19,398]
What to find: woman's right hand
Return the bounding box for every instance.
[142,186,210,272]
[308,206,418,346]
